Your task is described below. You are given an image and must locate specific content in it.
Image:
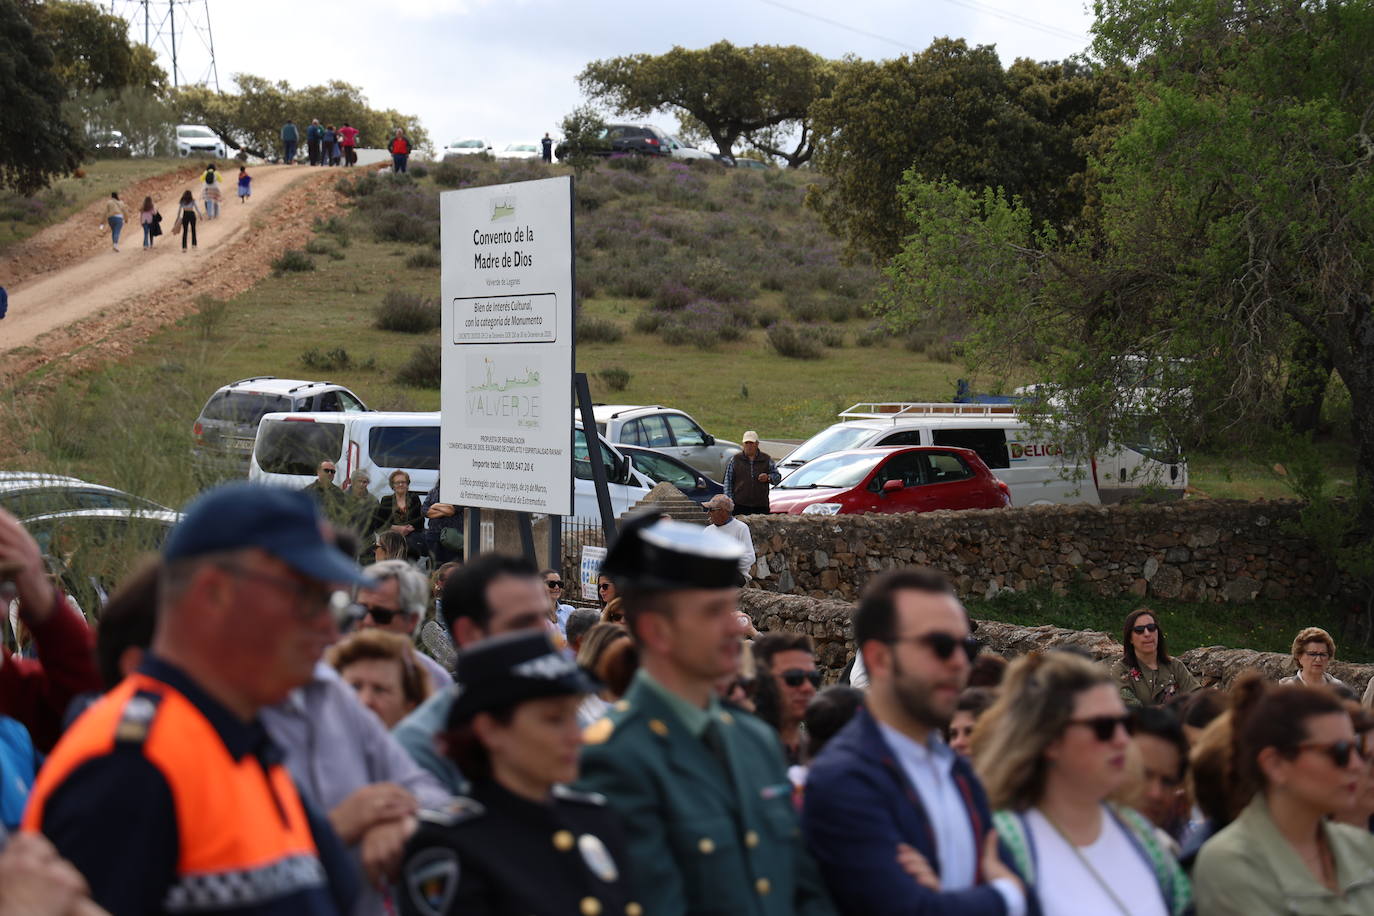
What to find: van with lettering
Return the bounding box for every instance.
[777,403,1187,505]
[248,411,652,521]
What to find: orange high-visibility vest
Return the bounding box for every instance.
[24,673,327,910]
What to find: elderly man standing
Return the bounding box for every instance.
[24,482,363,915]
[577,512,836,916]
[352,558,451,692]
[703,494,756,584]
[723,431,780,516]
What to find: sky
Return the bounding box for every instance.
[117,0,1096,152]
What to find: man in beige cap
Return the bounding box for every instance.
[723,431,780,516]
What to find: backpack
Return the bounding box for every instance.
[205,170,216,185]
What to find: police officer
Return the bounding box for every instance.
[24,484,362,915]
[399,630,639,916]
[576,513,837,916]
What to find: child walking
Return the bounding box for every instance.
[138,196,159,249]
[237,166,252,203]
[174,190,201,251]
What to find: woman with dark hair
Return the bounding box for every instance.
[1109,608,1199,707]
[974,651,1192,916]
[947,687,996,758]
[398,631,638,915]
[1192,675,1374,913]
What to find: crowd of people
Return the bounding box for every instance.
[100,164,252,254]
[1,481,1373,916]
[279,119,410,171]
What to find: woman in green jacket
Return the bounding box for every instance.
[1109,609,1199,707]
[1193,674,1374,915]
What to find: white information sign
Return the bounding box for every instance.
[440,176,574,515]
[579,545,607,601]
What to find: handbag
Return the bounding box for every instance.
[439,527,464,552]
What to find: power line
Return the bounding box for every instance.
[755,0,925,52]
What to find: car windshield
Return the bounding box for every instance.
[368,426,440,471]
[776,453,883,489]
[508,144,536,151]
[203,392,292,426]
[785,426,875,465]
[254,420,345,476]
[451,140,484,148]
[178,127,216,139]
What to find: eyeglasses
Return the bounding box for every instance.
[215,562,341,620]
[1067,715,1135,741]
[1132,623,1159,634]
[889,632,981,663]
[1297,740,1361,768]
[1303,651,1330,660]
[598,583,612,592]
[780,669,822,688]
[546,580,564,589]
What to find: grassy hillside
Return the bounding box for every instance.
[5,154,1353,510]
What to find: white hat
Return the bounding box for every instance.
[742,430,759,443]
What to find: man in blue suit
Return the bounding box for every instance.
[802,568,1028,916]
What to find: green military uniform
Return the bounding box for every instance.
[1109,656,1199,707]
[578,669,836,916]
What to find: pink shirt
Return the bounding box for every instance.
[338,126,359,147]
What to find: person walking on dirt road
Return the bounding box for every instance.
[200,164,222,220]
[138,196,160,249]
[103,193,127,252]
[281,119,300,164]
[388,129,411,173]
[173,190,201,251]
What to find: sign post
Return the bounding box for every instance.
[440,177,575,540]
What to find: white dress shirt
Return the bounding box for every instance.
[875,720,1026,916]
[712,516,756,575]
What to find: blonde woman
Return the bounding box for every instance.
[973,651,1192,916]
[1279,626,1348,690]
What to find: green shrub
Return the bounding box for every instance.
[598,367,633,392]
[304,237,337,256]
[785,293,827,323]
[903,328,940,353]
[632,310,666,333]
[766,323,825,359]
[576,272,598,300]
[855,324,890,348]
[395,342,443,388]
[407,163,429,179]
[810,324,845,348]
[607,267,659,299]
[685,257,751,302]
[375,290,441,333]
[300,347,375,371]
[607,153,653,173]
[653,281,695,312]
[272,249,315,273]
[312,215,351,247]
[431,160,479,188]
[406,249,441,269]
[577,315,624,343]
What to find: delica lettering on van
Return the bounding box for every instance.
[1008,441,1063,462]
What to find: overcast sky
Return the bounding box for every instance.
[122,0,1095,151]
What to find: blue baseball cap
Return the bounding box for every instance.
[163,482,372,586]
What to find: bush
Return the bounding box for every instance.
[312,215,351,247]
[607,267,659,299]
[855,324,890,348]
[375,290,441,333]
[656,300,748,349]
[685,257,752,302]
[785,293,827,323]
[577,315,624,343]
[272,249,315,273]
[653,281,695,312]
[632,310,667,333]
[406,249,441,269]
[607,153,653,173]
[767,323,825,359]
[395,342,442,388]
[371,207,438,245]
[300,347,375,372]
[190,296,229,341]
[304,237,337,256]
[575,271,598,300]
[598,367,633,392]
[431,159,479,188]
[903,328,940,353]
[407,163,429,179]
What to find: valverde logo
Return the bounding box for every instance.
[1009,441,1064,462]
[489,195,516,221]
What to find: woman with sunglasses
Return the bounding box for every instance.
[1192,675,1374,914]
[974,650,1192,916]
[1278,626,1349,690]
[541,568,576,635]
[398,631,638,916]
[1110,609,1199,707]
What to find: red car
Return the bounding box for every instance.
[768,446,1012,516]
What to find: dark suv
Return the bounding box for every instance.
[556,123,671,160]
[193,377,368,470]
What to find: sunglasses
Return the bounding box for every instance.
[891,632,981,663]
[1132,623,1159,635]
[1298,740,1362,769]
[598,583,611,591]
[1067,715,1135,741]
[356,604,404,625]
[780,669,822,688]
[546,580,564,589]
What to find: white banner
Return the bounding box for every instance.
[440,176,574,515]
[579,545,607,601]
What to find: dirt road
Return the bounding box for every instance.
[2,165,346,360]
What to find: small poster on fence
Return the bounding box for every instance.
[579,546,607,601]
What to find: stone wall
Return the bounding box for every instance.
[743,500,1345,605]
[738,589,1374,694]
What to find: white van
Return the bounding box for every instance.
[248,411,652,521]
[778,403,1187,505]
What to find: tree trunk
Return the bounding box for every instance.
[710,130,741,160]
[1282,331,1333,434]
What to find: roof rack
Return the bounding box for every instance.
[839,402,1021,421]
[230,376,278,386]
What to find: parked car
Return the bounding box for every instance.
[556,124,672,160]
[589,405,740,478]
[778,402,1187,505]
[494,143,541,160]
[442,138,492,158]
[615,445,724,504]
[734,157,774,170]
[193,377,369,470]
[175,124,229,159]
[768,446,1011,516]
[663,134,715,161]
[249,412,652,523]
[0,472,181,613]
